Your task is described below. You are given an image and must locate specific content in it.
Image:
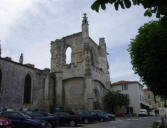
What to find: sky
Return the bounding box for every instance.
[0,0,156,83]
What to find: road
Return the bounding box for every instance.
[58,116,161,128]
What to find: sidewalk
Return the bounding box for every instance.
[116,116,139,120]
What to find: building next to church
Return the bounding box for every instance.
[0,14,111,111]
[111,80,151,115]
[144,89,167,110]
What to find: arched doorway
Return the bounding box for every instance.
[23,74,31,104]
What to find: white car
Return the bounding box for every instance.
[138,109,148,116]
[150,111,155,116]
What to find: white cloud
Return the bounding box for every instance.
[0,0,41,42]
[0,0,156,82]
[23,39,50,69]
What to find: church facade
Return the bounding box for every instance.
[0,14,111,111]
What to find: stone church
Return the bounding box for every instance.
[0,14,111,111]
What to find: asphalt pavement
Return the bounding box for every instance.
[57,116,161,128]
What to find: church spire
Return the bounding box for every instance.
[82,13,89,38]
[19,53,23,64]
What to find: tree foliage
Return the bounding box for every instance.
[103,91,129,111]
[128,20,167,97]
[91,0,167,23]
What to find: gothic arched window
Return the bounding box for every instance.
[65,47,72,64]
[23,74,31,104]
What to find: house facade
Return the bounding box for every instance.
[144,89,167,110]
[111,80,149,115]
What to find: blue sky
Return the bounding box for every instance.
[0,0,156,83]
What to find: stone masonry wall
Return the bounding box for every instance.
[0,58,49,110]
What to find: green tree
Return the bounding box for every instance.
[91,0,167,23]
[128,20,167,97]
[103,91,129,112]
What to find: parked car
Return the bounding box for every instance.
[138,109,148,117]
[150,111,155,116]
[88,110,109,122]
[0,109,15,112]
[0,117,12,128]
[73,110,94,124]
[117,112,126,117]
[0,111,51,128]
[54,107,64,112]
[24,111,59,128]
[54,112,80,126]
[103,112,116,121]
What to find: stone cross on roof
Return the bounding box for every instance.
[19,53,23,64]
[82,13,89,38]
[82,13,88,25]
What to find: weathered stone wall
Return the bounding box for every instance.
[0,58,50,110]
[63,77,85,110]
[50,33,83,73]
[0,14,111,111]
[50,33,111,110]
[50,14,111,110]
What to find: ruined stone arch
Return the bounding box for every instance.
[94,79,105,88]
[63,41,81,65]
[23,74,32,104]
[65,46,72,64]
[93,80,106,109]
